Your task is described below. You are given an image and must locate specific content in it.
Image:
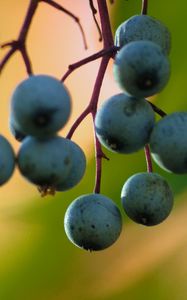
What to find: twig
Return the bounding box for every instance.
[0,0,87,75]
[144,144,153,172]
[62,46,118,82]
[66,0,114,193]
[141,0,148,15]
[148,101,167,118]
[89,0,103,42]
[42,0,87,49]
[0,0,37,74]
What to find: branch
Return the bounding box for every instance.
[41,0,87,49]
[144,144,153,172]
[0,0,88,75]
[89,0,102,42]
[97,0,114,48]
[0,0,37,74]
[62,46,118,82]
[141,0,148,15]
[148,101,167,118]
[66,0,114,193]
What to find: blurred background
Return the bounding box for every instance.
[0,0,187,299]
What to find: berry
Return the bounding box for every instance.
[56,140,86,191]
[9,115,26,142]
[10,75,71,137]
[95,93,155,153]
[17,136,73,187]
[113,40,170,98]
[150,112,187,173]
[121,172,174,226]
[115,14,171,55]
[0,135,15,185]
[64,193,122,251]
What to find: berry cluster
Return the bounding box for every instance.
[10,75,86,195]
[64,13,175,251]
[0,1,184,252]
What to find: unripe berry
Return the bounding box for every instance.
[10,75,71,137]
[121,172,174,226]
[113,41,170,98]
[17,136,73,187]
[95,93,155,153]
[150,112,187,173]
[0,135,15,185]
[64,193,122,251]
[115,14,171,55]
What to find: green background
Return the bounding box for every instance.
[1,1,187,299]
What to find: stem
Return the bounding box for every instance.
[91,56,110,193]
[148,101,167,118]
[141,0,148,15]
[89,0,102,42]
[144,144,153,172]
[62,46,118,82]
[42,0,87,49]
[0,0,38,74]
[93,136,109,194]
[66,1,114,193]
[19,0,39,42]
[66,107,90,139]
[66,56,110,194]
[20,45,33,75]
[0,0,87,74]
[97,0,114,48]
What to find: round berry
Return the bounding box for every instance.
[17,136,73,187]
[10,75,71,137]
[56,141,86,191]
[150,112,187,173]
[113,41,170,98]
[115,14,171,55]
[95,93,155,153]
[64,193,122,251]
[121,172,174,226]
[0,135,15,185]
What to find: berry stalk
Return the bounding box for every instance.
[66,1,114,193]
[0,0,86,75]
[141,0,148,15]
[144,144,153,172]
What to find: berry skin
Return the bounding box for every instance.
[10,75,71,137]
[64,193,123,251]
[17,136,73,187]
[95,93,155,153]
[150,112,187,173]
[0,135,15,185]
[9,115,26,142]
[121,172,174,226]
[115,14,171,55]
[113,41,170,98]
[55,141,86,191]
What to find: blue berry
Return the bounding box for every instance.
[121,172,174,226]
[64,193,122,251]
[95,93,155,153]
[0,135,15,185]
[17,136,73,187]
[115,15,171,55]
[150,112,187,173]
[113,41,170,98]
[10,75,71,137]
[56,140,86,191]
